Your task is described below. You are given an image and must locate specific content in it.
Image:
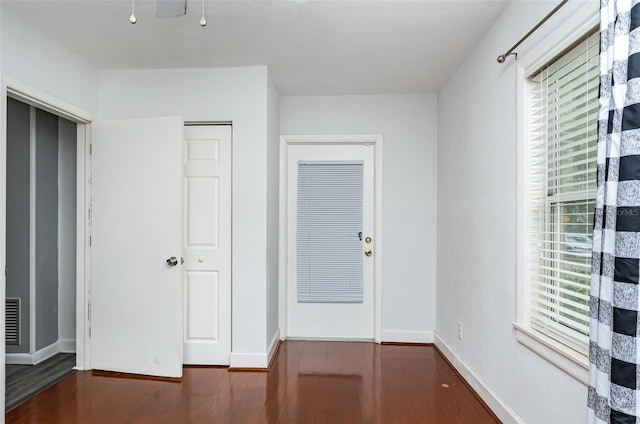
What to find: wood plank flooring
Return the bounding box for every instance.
[6,341,498,423]
[6,353,76,412]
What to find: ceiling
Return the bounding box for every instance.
[0,0,509,95]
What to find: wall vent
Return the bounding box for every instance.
[6,298,20,346]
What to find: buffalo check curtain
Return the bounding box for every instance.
[588,0,640,422]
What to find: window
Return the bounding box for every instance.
[518,24,599,376]
[297,161,364,303]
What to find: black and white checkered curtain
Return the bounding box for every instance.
[588,1,640,422]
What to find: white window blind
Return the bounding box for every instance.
[527,30,599,354]
[297,161,364,303]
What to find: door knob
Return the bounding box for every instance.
[364,249,372,257]
[166,256,178,267]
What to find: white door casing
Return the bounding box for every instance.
[91,116,183,378]
[183,125,232,365]
[2,80,93,371]
[286,143,375,339]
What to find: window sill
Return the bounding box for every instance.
[513,323,588,385]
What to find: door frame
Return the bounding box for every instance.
[0,76,93,389]
[279,135,383,343]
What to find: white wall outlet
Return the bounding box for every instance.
[457,321,463,341]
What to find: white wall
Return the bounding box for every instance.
[1,8,99,115]
[266,71,280,356]
[99,66,272,365]
[436,1,593,423]
[280,94,437,342]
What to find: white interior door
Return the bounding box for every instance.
[91,116,183,378]
[287,144,375,339]
[183,125,231,365]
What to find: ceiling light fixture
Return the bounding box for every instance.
[128,0,206,27]
[129,0,137,24]
[200,0,207,27]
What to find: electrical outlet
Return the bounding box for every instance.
[457,321,463,341]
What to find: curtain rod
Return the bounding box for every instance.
[497,0,569,63]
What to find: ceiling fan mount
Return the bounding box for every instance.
[157,0,188,18]
[130,0,206,27]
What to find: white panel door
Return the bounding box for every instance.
[287,144,375,339]
[91,116,183,378]
[183,125,231,365]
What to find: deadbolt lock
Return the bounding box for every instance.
[365,236,372,244]
[365,249,373,257]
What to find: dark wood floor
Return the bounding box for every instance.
[6,341,498,423]
[6,353,76,412]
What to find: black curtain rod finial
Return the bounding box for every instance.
[497,52,517,63]
[496,0,569,65]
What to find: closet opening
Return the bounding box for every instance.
[5,96,78,411]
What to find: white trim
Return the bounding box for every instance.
[267,329,281,367]
[32,341,61,364]
[519,1,599,75]
[279,134,383,343]
[6,340,61,365]
[77,123,91,370]
[229,352,270,369]
[5,354,33,365]
[435,333,524,424]
[516,63,527,326]
[515,3,598,377]
[1,77,93,382]
[285,337,373,342]
[513,323,588,385]
[4,76,93,124]
[381,330,434,344]
[59,338,76,353]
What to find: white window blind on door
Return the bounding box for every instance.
[527,30,598,354]
[297,161,364,303]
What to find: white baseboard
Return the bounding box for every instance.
[230,329,282,369]
[6,353,34,365]
[33,342,61,364]
[434,333,524,424]
[59,338,76,353]
[6,341,61,365]
[285,337,373,342]
[267,329,281,367]
[381,330,434,343]
[229,351,269,369]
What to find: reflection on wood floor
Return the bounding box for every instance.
[6,353,76,412]
[6,341,498,423]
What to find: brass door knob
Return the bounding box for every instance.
[364,249,372,257]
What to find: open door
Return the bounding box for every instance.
[90,117,183,378]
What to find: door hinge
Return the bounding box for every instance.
[89,235,92,246]
[89,144,92,155]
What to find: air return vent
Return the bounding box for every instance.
[6,298,20,346]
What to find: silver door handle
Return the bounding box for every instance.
[166,256,178,267]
